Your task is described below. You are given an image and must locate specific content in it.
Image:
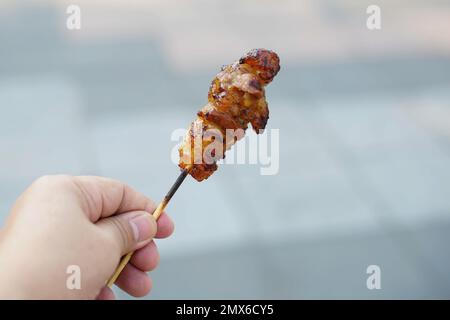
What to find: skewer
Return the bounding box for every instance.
[106,49,279,289]
[106,167,190,287]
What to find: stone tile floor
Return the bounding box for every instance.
[1,1,450,299]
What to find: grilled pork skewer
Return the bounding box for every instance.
[179,49,280,181]
[107,49,280,288]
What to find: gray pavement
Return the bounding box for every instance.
[1,1,450,299]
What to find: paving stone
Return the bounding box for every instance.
[118,224,442,299]
[0,75,87,222]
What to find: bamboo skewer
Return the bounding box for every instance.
[106,167,190,288]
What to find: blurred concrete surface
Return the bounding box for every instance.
[0,1,450,299]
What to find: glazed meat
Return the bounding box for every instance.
[179,49,280,181]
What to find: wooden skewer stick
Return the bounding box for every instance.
[106,167,190,287]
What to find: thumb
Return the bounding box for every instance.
[97,211,157,255]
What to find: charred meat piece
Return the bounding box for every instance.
[179,49,280,181]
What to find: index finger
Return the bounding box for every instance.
[72,176,156,222]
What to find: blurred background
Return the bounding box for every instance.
[1,0,450,299]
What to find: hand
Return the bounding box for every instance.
[0,175,174,299]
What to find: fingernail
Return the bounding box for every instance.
[129,214,153,242]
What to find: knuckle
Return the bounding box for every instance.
[110,217,134,251]
[32,174,73,189]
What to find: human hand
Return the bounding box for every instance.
[0,175,174,299]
